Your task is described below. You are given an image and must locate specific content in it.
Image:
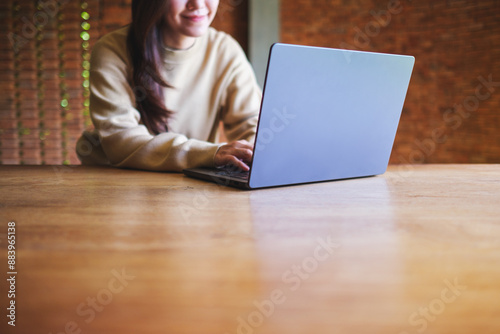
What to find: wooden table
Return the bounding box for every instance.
[0,164,499,334]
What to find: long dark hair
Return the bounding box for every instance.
[127,0,172,134]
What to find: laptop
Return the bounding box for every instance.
[183,43,415,190]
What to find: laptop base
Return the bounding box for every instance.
[183,168,251,190]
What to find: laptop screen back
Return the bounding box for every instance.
[249,44,415,189]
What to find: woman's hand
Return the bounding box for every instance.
[214,140,253,171]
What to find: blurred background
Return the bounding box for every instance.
[0,0,499,165]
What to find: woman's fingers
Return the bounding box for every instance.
[223,155,250,171]
[214,140,254,171]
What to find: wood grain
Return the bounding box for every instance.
[0,165,499,334]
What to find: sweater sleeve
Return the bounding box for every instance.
[88,35,221,172]
[218,36,261,144]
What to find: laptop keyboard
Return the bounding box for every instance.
[214,167,250,181]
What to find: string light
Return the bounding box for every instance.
[81,1,92,128]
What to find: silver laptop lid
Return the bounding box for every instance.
[249,43,415,189]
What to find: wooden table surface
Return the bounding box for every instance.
[0,164,499,334]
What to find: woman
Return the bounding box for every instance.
[76,0,261,172]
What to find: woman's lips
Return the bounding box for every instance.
[183,10,209,23]
[183,15,207,22]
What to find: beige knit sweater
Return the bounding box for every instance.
[76,26,261,172]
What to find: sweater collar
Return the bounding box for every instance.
[161,33,204,64]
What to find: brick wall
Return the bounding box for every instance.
[1,0,95,164]
[282,0,500,163]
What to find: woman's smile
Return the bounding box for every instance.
[163,0,219,49]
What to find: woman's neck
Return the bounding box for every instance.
[163,35,196,50]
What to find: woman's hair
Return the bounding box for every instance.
[127,0,172,134]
